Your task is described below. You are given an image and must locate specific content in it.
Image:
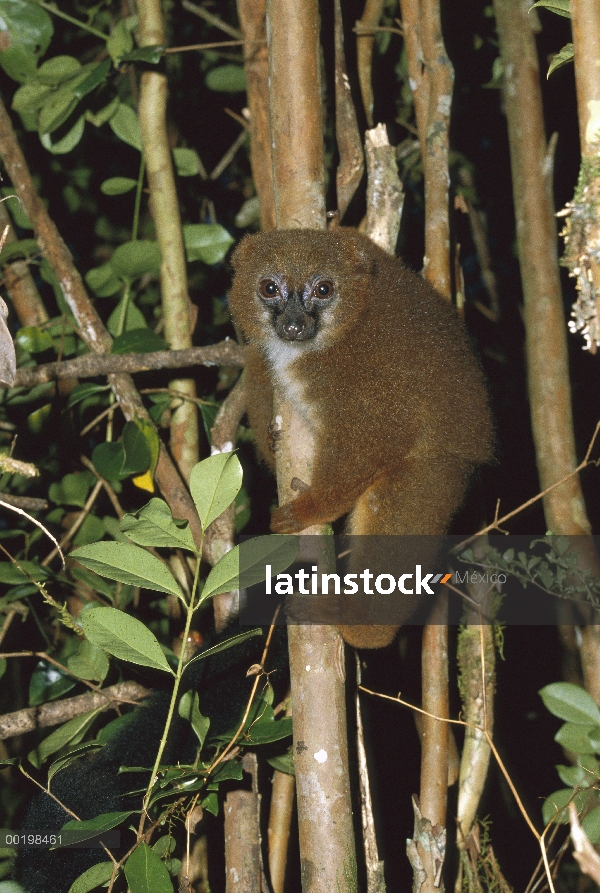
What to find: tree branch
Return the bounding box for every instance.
[0,681,150,740]
[12,341,245,388]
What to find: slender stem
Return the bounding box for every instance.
[116,283,132,337]
[32,1,107,40]
[140,553,202,826]
[132,156,145,242]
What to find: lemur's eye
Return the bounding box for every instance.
[315,280,334,298]
[260,279,280,298]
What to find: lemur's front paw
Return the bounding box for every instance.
[270,491,317,534]
[270,503,305,534]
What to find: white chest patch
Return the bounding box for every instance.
[264,341,316,428]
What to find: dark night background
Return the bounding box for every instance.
[0,1,598,890]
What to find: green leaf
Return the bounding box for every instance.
[199,402,219,445]
[106,19,133,66]
[582,806,600,844]
[200,547,240,601]
[29,660,76,707]
[70,566,115,601]
[62,811,132,843]
[85,262,121,298]
[1,189,33,229]
[148,392,171,425]
[0,0,53,83]
[184,629,262,670]
[80,607,174,674]
[5,381,54,405]
[27,402,52,433]
[121,498,196,551]
[67,383,110,409]
[245,714,293,745]
[49,472,94,507]
[121,420,151,475]
[40,114,85,155]
[183,224,234,265]
[201,534,299,602]
[530,0,570,15]
[205,64,246,93]
[124,841,173,893]
[92,442,127,482]
[235,196,260,228]
[15,326,53,354]
[153,836,175,858]
[38,85,79,135]
[179,690,210,749]
[587,725,600,751]
[73,59,111,99]
[107,298,146,336]
[542,788,587,826]
[211,760,243,783]
[238,534,299,588]
[96,712,136,745]
[0,560,49,584]
[86,94,120,128]
[73,514,106,547]
[47,742,104,785]
[131,418,160,491]
[111,328,168,355]
[540,682,600,725]
[556,764,590,787]
[202,792,218,815]
[68,639,110,683]
[100,177,137,196]
[121,45,165,64]
[189,453,243,530]
[67,860,114,893]
[547,43,574,77]
[266,751,295,776]
[111,241,161,278]
[73,543,182,598]
[0,238,39,265]
[554,722,596,755]
[109,104,142,151]
[172,148,200,177]
[36,55,81,84]
[28,709,101,768]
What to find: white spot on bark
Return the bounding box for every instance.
[314,749,328,764]
[585,100,600,148]
[211,442,233,455]
[437,94,452,116]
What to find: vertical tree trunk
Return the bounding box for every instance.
[138,0,199,483]
[266,2,357,891]
[494,0,600,700]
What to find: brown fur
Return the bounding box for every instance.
[229,229,493,647]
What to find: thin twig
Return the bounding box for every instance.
[165,39,249,53]
[0,500,64,567]
[42,480,102,566]
[80,455,125,519]
[181,1,242,39]
[0,609,18,648]
[210,130,248,180]
[456,420,600,551]
[79,404,115,438]
[207,611,280,776]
